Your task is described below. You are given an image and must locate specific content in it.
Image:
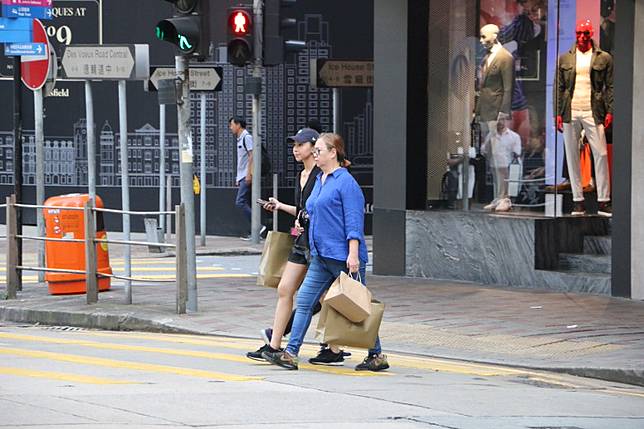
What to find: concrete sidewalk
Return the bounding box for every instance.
[1,248,643,387]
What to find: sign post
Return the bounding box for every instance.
[19,18,51,283]
[149,66,223,249]
[61,44,150,303]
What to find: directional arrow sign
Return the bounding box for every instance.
[149,66,223,92]
[2,0,52,6]
[310,59,374,89]
[5,42,45,56]
[61,44,150,80]
[2,4,53,19]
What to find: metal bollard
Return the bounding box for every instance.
[175,203,187,314]
[5,195,19,299]
[84,199,98,304]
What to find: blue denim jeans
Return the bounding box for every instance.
[285,256,382,357]
[235,179,252,222]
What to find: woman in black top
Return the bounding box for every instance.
[246,128,321,360]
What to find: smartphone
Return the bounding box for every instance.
[256,198,269,205]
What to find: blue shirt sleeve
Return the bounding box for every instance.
[341,177,365,242]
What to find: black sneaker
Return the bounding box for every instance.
[262,350,298,370]
[309,348,344,366]
[246,344,280,361]
[598,201,612,218]
[319,343,351,358]
[355,354,390,372]
[260,328,273,345]
[571,201,586,216]
[259,225,268,239]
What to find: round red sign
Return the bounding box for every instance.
[21,19,50,91]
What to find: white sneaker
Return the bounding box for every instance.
[495,198,512,212]
[484,199,500,211]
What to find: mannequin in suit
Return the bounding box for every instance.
[476,24,516,211]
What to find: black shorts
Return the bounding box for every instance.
[287,247,308,266]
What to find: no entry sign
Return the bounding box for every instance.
[21,18,50,90]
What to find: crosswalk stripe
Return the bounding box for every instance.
[70,332,558,379]
[0,332,386,377]
[0,347,261,382]
[0,365,136,385]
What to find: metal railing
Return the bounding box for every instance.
[4,195,188,314]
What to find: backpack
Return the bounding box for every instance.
[242,134,272,178]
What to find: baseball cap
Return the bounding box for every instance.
[287,128,319,144]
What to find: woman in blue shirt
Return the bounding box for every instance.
[263,133,389,372]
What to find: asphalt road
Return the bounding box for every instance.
[0,323,643,429]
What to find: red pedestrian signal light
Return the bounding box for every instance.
[229,10,251,35]
[227,6,253,67]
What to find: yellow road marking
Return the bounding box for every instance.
[0,333,385,377]
[0,347,260,382]
[0,366,136,385]
[70,331,644,395]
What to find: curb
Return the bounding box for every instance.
[1,305,642,388]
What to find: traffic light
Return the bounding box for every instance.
[156,0,211,59]
[227,6,253,67]
[263,0,306,66]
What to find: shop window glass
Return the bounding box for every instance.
[428,0,615,219]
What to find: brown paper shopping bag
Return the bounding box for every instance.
[256,231,293,288]
[323,271,372,322]
[318,300,385,349]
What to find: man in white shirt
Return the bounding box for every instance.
[229,117,254,238]
[482,118,522,212]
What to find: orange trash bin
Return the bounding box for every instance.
[43,194,112,295]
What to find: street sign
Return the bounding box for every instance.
[0,21,31,43]
[0,16,32,42]
[2,4,52,19]
[2,0,52,6]
[61,44,150,80]
[310,59,374,89]
[5,42,45,55]
[21,18,49,90]
[149,66,223,91]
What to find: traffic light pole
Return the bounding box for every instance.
[251,0,264,244]
[175,55,197,312]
